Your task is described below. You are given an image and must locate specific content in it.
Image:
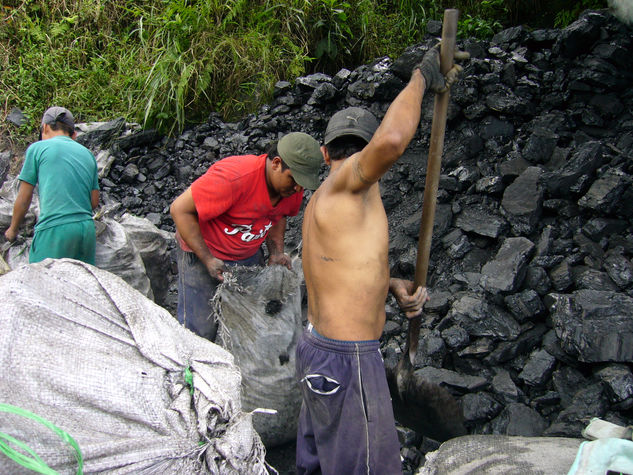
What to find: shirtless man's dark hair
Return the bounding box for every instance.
[295,46,466,474]
[324,135,368,161]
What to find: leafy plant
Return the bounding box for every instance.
[458,0,506,38]
[303,0,354,71]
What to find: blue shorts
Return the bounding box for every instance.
[176,247,263,341]
[295,324,402,474]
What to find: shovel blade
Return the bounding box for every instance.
[387,356,466,442]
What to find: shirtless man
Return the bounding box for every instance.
[296,46,464,474]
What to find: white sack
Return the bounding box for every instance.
[417,434,583,475]
[215,265,303,448]
[0,259,268,474]
[95,217,153,299]
[119,212,174,306]
[0,175,39,232]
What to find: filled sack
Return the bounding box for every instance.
[0,259,267,474]
[215,265,304,448]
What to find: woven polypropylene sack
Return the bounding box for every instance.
[0,175,39,232]
[119,212,174,306]
[0,258,267,474]
[95,217,153,300]
[215,265,303,448]
[417,435,583,475]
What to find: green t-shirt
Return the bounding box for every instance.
[19,135,99,232]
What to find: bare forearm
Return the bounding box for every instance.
[6,182,34,235]
[171,189,215,265]
[174,213,216,264]
[91,189,100,210]
[170,187,226,280]
[266,217,286,256]
[266,218,292,269]
[356,71,426,184]
[8,201,29,232]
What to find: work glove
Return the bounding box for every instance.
[415,44,470,93]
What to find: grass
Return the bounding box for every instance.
[0,0,609,140]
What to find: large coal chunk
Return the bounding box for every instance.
[596,364,633,408]
[455,204,508,239]
[545,383,608,437]
[501,167,544,235]
[553,14,602,59]
[413,366,488,393]
[481,237,535,294]
[76,117,126,149]
[518,349,557,387]
[522,128,559,164]
[485,89,535,116]
[461,392,503,424]
[603,250,633,289]
[115,129,162,152]
[550,289,633,362]
[485,324,548,365]
[447,294,521,341]
[490,403,548,436]
[541,141,603,197]
[578,167,633,217]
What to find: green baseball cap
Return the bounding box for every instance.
[277,132,322,190]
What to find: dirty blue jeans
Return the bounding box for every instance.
[295,324,402,475]
[176,247,263,341]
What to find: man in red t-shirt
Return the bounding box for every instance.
[170,132,322,340]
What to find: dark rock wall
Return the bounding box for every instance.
[92,8,632,462]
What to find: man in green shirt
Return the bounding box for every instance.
[4,106,100,264]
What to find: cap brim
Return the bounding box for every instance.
[291,171,319,190]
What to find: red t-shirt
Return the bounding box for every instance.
[181,154,302,260]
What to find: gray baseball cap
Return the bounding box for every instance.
[41,106,75,129]
[324,107,379,145]
[277,132,322,190]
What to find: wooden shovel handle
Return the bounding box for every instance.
[407,9,459,365]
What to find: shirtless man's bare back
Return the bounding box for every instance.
[302,85,430,341]
[295,46,465,474]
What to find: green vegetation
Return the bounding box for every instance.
[0,0,609,138]
[554,0,610,27]
[459,0,507,39]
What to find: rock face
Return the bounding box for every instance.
[27,8,632,468]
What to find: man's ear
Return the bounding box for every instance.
[40,123,51,139]
[271,156,282,171]
[321,145,331,166]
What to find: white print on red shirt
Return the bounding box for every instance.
[224,222,273,242]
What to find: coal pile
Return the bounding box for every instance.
[81,8,632,471]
